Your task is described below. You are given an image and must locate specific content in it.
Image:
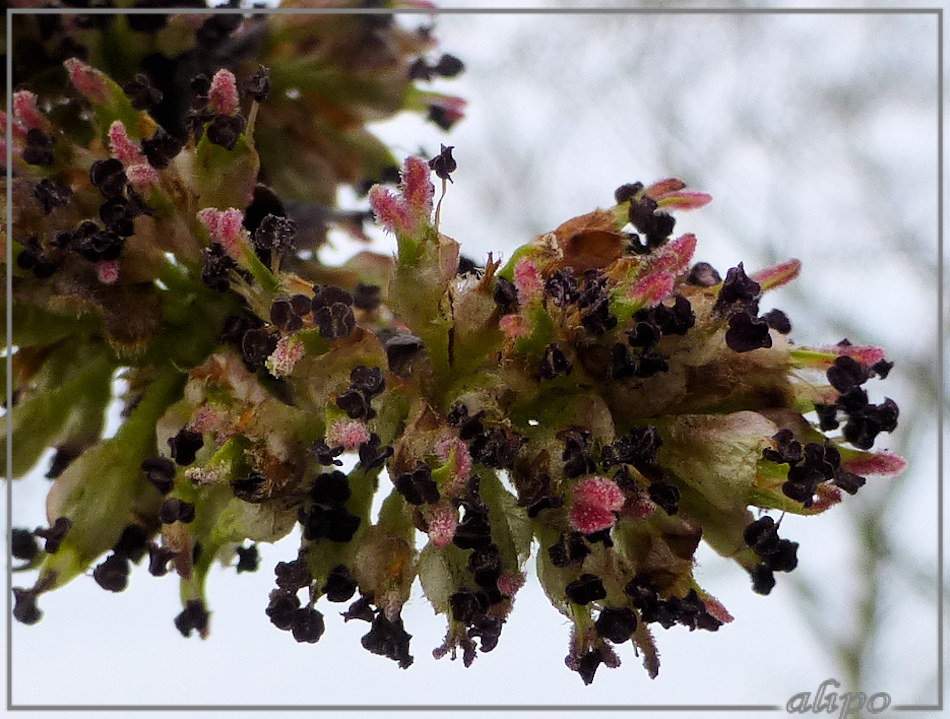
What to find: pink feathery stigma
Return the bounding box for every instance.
[327,418,372,451]
[654,190,714,212]
[218,208,245,243]
[827,342,888,367]
[499,314,530,340]
[628,271,675,308]
[400,155,435,223]
[369,185,415,236]
[651,233,697,276]
[644,178,686,198]
[64,58,111,104]
[570,476,625,535]
[125,163,160,193]
[198,208,222,238]
[621,492,657,520]
[427,93,467,126]
[435,437,472,494]
[108,121,146,166]
[514,258,544,303]
[751,258,801,292]
[809,485,843,513]
[840,450,906,476]
[96,260,120,285]
[701,594,734,624]
[425,501,458,548]
[497,572,525,598]
[199,207,248,260]
[266,335,306,379]
[208,69,240,116]
[13,91,48,132]
[188,405,227,435]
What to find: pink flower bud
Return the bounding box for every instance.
[108,121,145,166]
[326,418,372,451]
[570,476,625,534]
[208,69,240,116]
[425,501,458,548]
[64,58,111,104]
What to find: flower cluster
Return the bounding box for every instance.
[5,5,903,688]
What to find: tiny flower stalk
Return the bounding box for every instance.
[7,10,903,687]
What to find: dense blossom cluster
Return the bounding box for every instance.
[5,5,904,687]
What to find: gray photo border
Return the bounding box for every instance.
[4,3,944,713]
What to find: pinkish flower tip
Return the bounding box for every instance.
[425,501,458,548]
[702,594,734,624]
[655,190,713,212]
[497,572,525,598]
[198,207,249,261]
[651,233,697,276]
[126,163,160,193]
[514,258,543,303]
[644,178,687,198]
[64,58,111,104]
[188,405,228,435]
[841,450,906,476]
[208,69,240,116]
[197,207,221,238]
[828,342,888,367]
[13,91,48,132]
[427,94,467,127]
[499,314,531,340]
[265,335,306,379]
[108,121,145,166]
[369,185,415,236]
[628,271,675,308]
[400,155,434,222]
[327,418,372,451]
[435,437,473,491]
[96,260,120,285]
[751,258,801,292]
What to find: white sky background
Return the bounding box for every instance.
[6,6,942,718]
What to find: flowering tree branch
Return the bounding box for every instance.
[4,4,903,686]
